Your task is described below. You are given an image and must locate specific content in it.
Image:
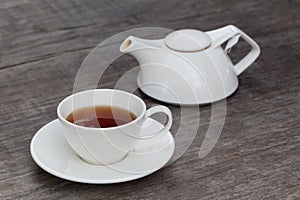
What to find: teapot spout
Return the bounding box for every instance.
[120,36,149,54]
[120,36,134,53]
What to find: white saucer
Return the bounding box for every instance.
[30,119,175,184]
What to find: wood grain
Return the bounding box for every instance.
[0,0,299,199]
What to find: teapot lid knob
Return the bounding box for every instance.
[165,29,211,52]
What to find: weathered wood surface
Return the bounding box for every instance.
[0,0,299,199]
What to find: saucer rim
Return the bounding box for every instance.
[30,119,175,184]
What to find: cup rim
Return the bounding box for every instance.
[57,89,146,131]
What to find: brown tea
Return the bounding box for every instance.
[66,106,137,128]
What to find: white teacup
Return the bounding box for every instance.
[57,89,172,165]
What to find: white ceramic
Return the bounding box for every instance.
[120,25,260,105]
[57,89,172,165]
[30,119,175,184]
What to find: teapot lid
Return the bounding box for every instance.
[165,29,211,52]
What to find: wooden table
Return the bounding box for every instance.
[1,0,299,199]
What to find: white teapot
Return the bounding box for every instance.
[120,25,260,105]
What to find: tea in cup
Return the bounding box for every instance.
[57,89,172,165]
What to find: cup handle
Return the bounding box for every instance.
[139,105,172,139]
[206,25,260,75]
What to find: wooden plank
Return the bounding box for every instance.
[0,0,299,199]
[0,0,299,69]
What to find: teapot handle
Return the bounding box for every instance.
[206,25,260,75]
